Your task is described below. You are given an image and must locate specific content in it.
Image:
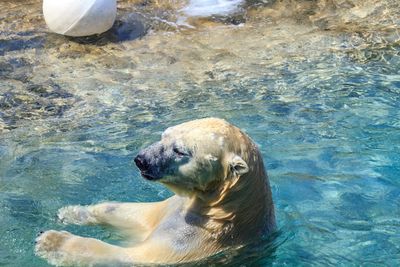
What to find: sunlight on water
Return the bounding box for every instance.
[181,0,244,17]
[1,0,400,266]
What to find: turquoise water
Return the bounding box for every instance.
[1,0,400,266]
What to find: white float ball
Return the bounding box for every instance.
[43,0,117,37]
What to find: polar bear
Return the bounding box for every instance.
[35,118,275,266]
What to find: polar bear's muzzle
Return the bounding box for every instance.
[134,141,178,181]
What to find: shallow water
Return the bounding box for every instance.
[1,0,400,266]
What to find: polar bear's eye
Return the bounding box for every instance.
[173,147,189,157]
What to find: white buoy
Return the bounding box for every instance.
[43,0,117,37]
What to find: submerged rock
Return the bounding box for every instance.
[0,80,77,131]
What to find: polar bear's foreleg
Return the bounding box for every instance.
[58,201,168,233]
[35,230,132,266]
[35,228,195,266]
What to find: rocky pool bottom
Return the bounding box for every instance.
[1,0,400,266]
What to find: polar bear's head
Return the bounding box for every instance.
[134,118,262,196]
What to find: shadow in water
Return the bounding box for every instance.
[66,13,149,46]
[0,12,148,55]
[0,35,45,56]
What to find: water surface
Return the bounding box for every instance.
[1,0,400,266]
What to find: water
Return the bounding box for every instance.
[181,0,245,17]
[1,0,400,266]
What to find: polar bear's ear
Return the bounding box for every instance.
[230,155,249,176]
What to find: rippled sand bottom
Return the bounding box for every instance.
[1,0,400,266]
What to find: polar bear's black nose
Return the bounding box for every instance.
[134,154,148,171]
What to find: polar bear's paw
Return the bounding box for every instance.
[58,205,97,225]
[35,230,72,265]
